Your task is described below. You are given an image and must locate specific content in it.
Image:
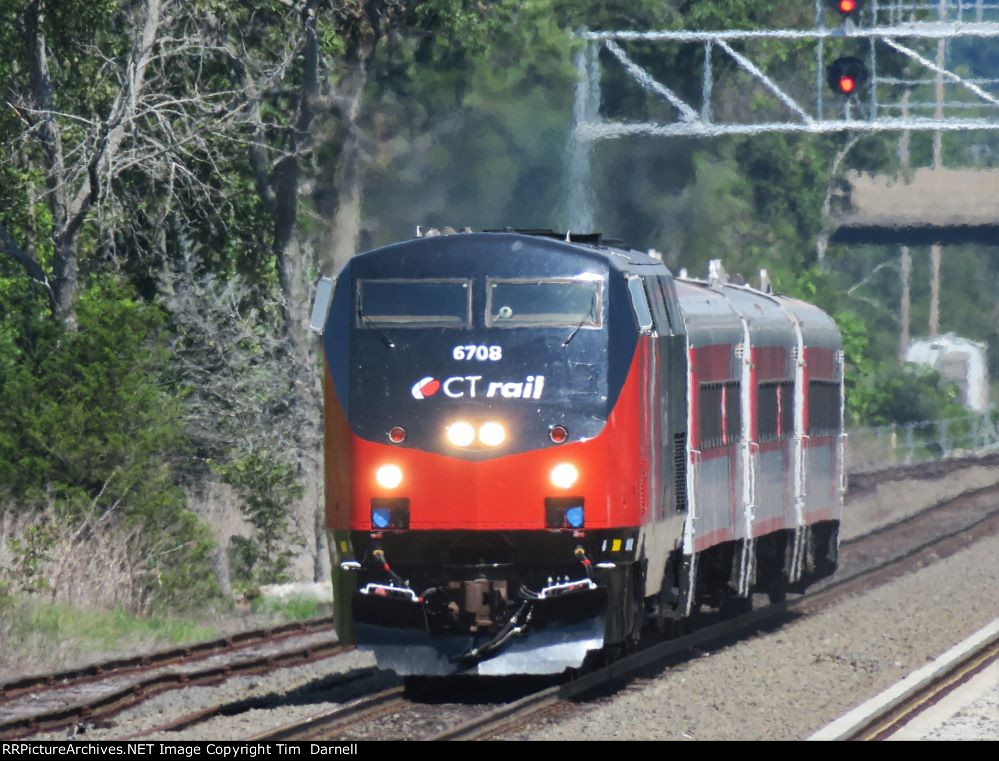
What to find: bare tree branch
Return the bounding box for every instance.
[0,223,54,306]
[66,0,163,240]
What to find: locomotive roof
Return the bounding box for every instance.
[369,229,669,274]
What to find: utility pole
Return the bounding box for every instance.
[898,87,911,361]
[929,0,946,338]
[899,246,911,359]
[929,243,941,337]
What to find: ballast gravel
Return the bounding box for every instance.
[513,529,999,741]
[33,649,383,741]
[27,460,999,741]
[843,459,999,540]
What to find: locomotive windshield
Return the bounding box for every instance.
[357,279,471,327]
[486,279,602,327]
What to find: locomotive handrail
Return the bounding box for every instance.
[839,433,849,495]
[746,440,760,509]
[358,582,420,604]
[538,578,598,599]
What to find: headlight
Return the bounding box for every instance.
[375,464,403,489]
[478,421,506,447]
[447,420,476,447]
[550,463,579,489]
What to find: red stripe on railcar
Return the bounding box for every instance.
[806,347,836,380]
[694,526,735,552]
[752,515,786,537]
[690,343,735,383]
[755,346,791,382]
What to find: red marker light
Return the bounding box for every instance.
[839,0,856,13]
[839,75,856,93]
[549,425,568,444]
[388,426,407,443]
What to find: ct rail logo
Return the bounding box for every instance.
[410,375,545,400]
[411,377,441,399]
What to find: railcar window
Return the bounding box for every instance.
[643,279,670,335]
[626,277,653,333]
[486,279,602,328]
[808,381,842,436]
[698,381,741,449]
[657,276,681,333]
[758,381,795,442]
[357,280,471,327]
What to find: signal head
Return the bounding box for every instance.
[826,56,868,96]
[830,0,863,17]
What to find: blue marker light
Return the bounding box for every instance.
[565,506,585,528]
[372,507,391,529]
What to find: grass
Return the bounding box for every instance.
[0,595,219,680]
[0,592,333,681]
[247,594,331,622]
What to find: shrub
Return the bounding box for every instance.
[0,278,219,611]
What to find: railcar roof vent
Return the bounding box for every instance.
[759,269,773,294]
[415,225,472,237]
[483,228,623,247]
[708,259,728,288]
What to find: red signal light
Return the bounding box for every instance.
[826,57,867,96]
[830,0,863,17]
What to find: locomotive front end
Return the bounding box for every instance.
[315,233,644,675]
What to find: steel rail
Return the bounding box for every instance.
[853,635,999,740]
[238,488,999,742]
[248,687,407,741]
[115,666,381,740]
[0,617,334,704]
[428,498,999,740]
[8,454,997,741]
[0,639,350,739]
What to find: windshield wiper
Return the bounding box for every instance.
[358,307,395,349]
[562,308,594,348]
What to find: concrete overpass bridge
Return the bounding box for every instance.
[833,168,999,246]
[832,166,999,358]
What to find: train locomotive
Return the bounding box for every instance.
[309,229,845,676]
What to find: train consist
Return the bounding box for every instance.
[309,230,845,676]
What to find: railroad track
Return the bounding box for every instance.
[7,453,998,741]
[243,483,999,741]
[0,618,348,739]
[850,630,999,741]
[811,618,999,741]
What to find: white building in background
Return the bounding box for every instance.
[906,334,990,413]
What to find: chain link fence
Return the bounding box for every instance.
[847,411,999,474]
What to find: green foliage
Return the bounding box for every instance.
[0,277,218,610]
[848,363,965,427]
[12,599,217,647]
[217,452,303,585]
[0,2,997,628]
[4,522,56,595]
[249,594,329,621]
[0,281,181,506]
[0,595,219,675]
